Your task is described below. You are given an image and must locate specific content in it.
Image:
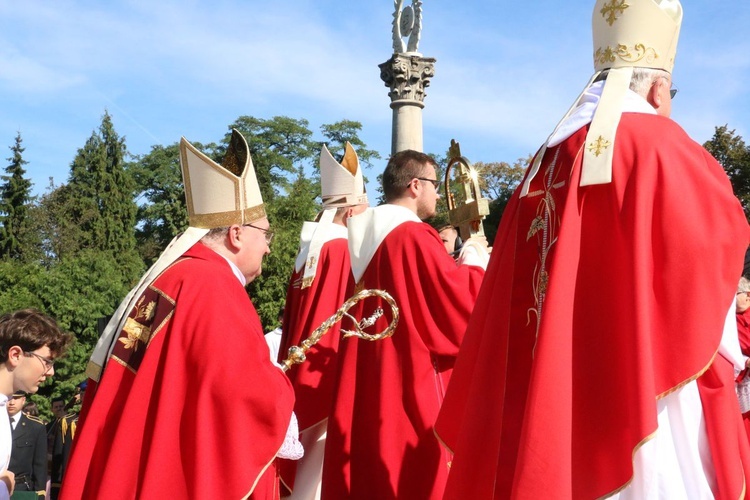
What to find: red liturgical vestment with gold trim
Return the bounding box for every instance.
[62,243,294,500]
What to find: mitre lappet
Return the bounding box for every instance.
[521,0,682,196]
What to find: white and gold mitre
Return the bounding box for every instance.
[521,0,683,194]
[179,129,265,228]
[593,0,682,74]
[320,142,367,208]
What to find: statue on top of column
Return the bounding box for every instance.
[392,0,422,54]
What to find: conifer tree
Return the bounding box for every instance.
[0,132,33,260]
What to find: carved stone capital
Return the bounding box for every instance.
[379,54,436,107]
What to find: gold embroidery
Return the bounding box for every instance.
[587,136,612,157]
[119,317,152,351]
[600,0,629,26]
[118,296,156,351]
[307,256,317,268]
[354,280,365,294]
[595,43,658,67]
[527,216,544,241]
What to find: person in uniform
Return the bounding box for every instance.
[7,391,46,499]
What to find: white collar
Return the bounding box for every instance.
[219,254,247,286]
[547,80,657,147]
[348,205,421,283]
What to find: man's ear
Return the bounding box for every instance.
[6,345,23,368]
[227,225,243,251]
[647,77,665,109]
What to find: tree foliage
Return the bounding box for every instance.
[0,132,34,260]
[704,125,750,220]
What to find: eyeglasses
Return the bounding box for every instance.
[669,83,678,99]
[414,177,440,189]
[24,351,55,371]
[244,223,275,245]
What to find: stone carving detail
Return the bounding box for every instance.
[392,0,422,54]
[379,54,436,104]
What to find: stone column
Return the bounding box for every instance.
[379,53,436,155]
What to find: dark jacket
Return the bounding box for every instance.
[9,412,47,495]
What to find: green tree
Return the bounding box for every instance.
[318,120,381,169]
[227,116,317,202]
[704,125,750,220]
[129,143,190,264]
[249,170,319,329]
[0,132,34,260]
[64,111,138,257]
[479,157,529,244]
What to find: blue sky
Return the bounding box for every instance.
[2,0,749,201]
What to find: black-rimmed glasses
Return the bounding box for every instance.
[244,223,275,245]
[414,177,440,189]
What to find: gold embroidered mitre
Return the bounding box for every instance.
[593,0,682,74]
[180,129,265,228]
[320,142,368,208]
[583,0,683,185]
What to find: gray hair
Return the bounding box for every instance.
[594,68,672,99]
[738,277,750,294]
[630,68,671,98]
[201,226,230,244]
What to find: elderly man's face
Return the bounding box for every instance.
[238,217,272,283]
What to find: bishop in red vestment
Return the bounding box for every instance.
[435,2,750,498]
[322,150,486,499]
[277,143,368,498]
[61,131,295,499]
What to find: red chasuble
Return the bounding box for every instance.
[435,114,750,499]
[277,236,352,494]
[322,217,485,499]
[61,243,294,500]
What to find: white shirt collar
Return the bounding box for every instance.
[218,254,247,286]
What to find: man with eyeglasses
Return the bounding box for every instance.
[322,149,487,499]
[436,1,750,498]
[61,130,296,499]
[0,309,71,500]
[277,143,369,499]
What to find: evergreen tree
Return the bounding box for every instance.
[319,120,381,169]
[0,132,33,259]
[249,169,319,329]
[227,116,317,202]
[52,111,143,281]
[128,143,190,264]
[704,125,750,220]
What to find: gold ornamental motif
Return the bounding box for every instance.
[595,43,659,67]
[118,296,156,351]
[600,0,629,26]
[587,136,612,157]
